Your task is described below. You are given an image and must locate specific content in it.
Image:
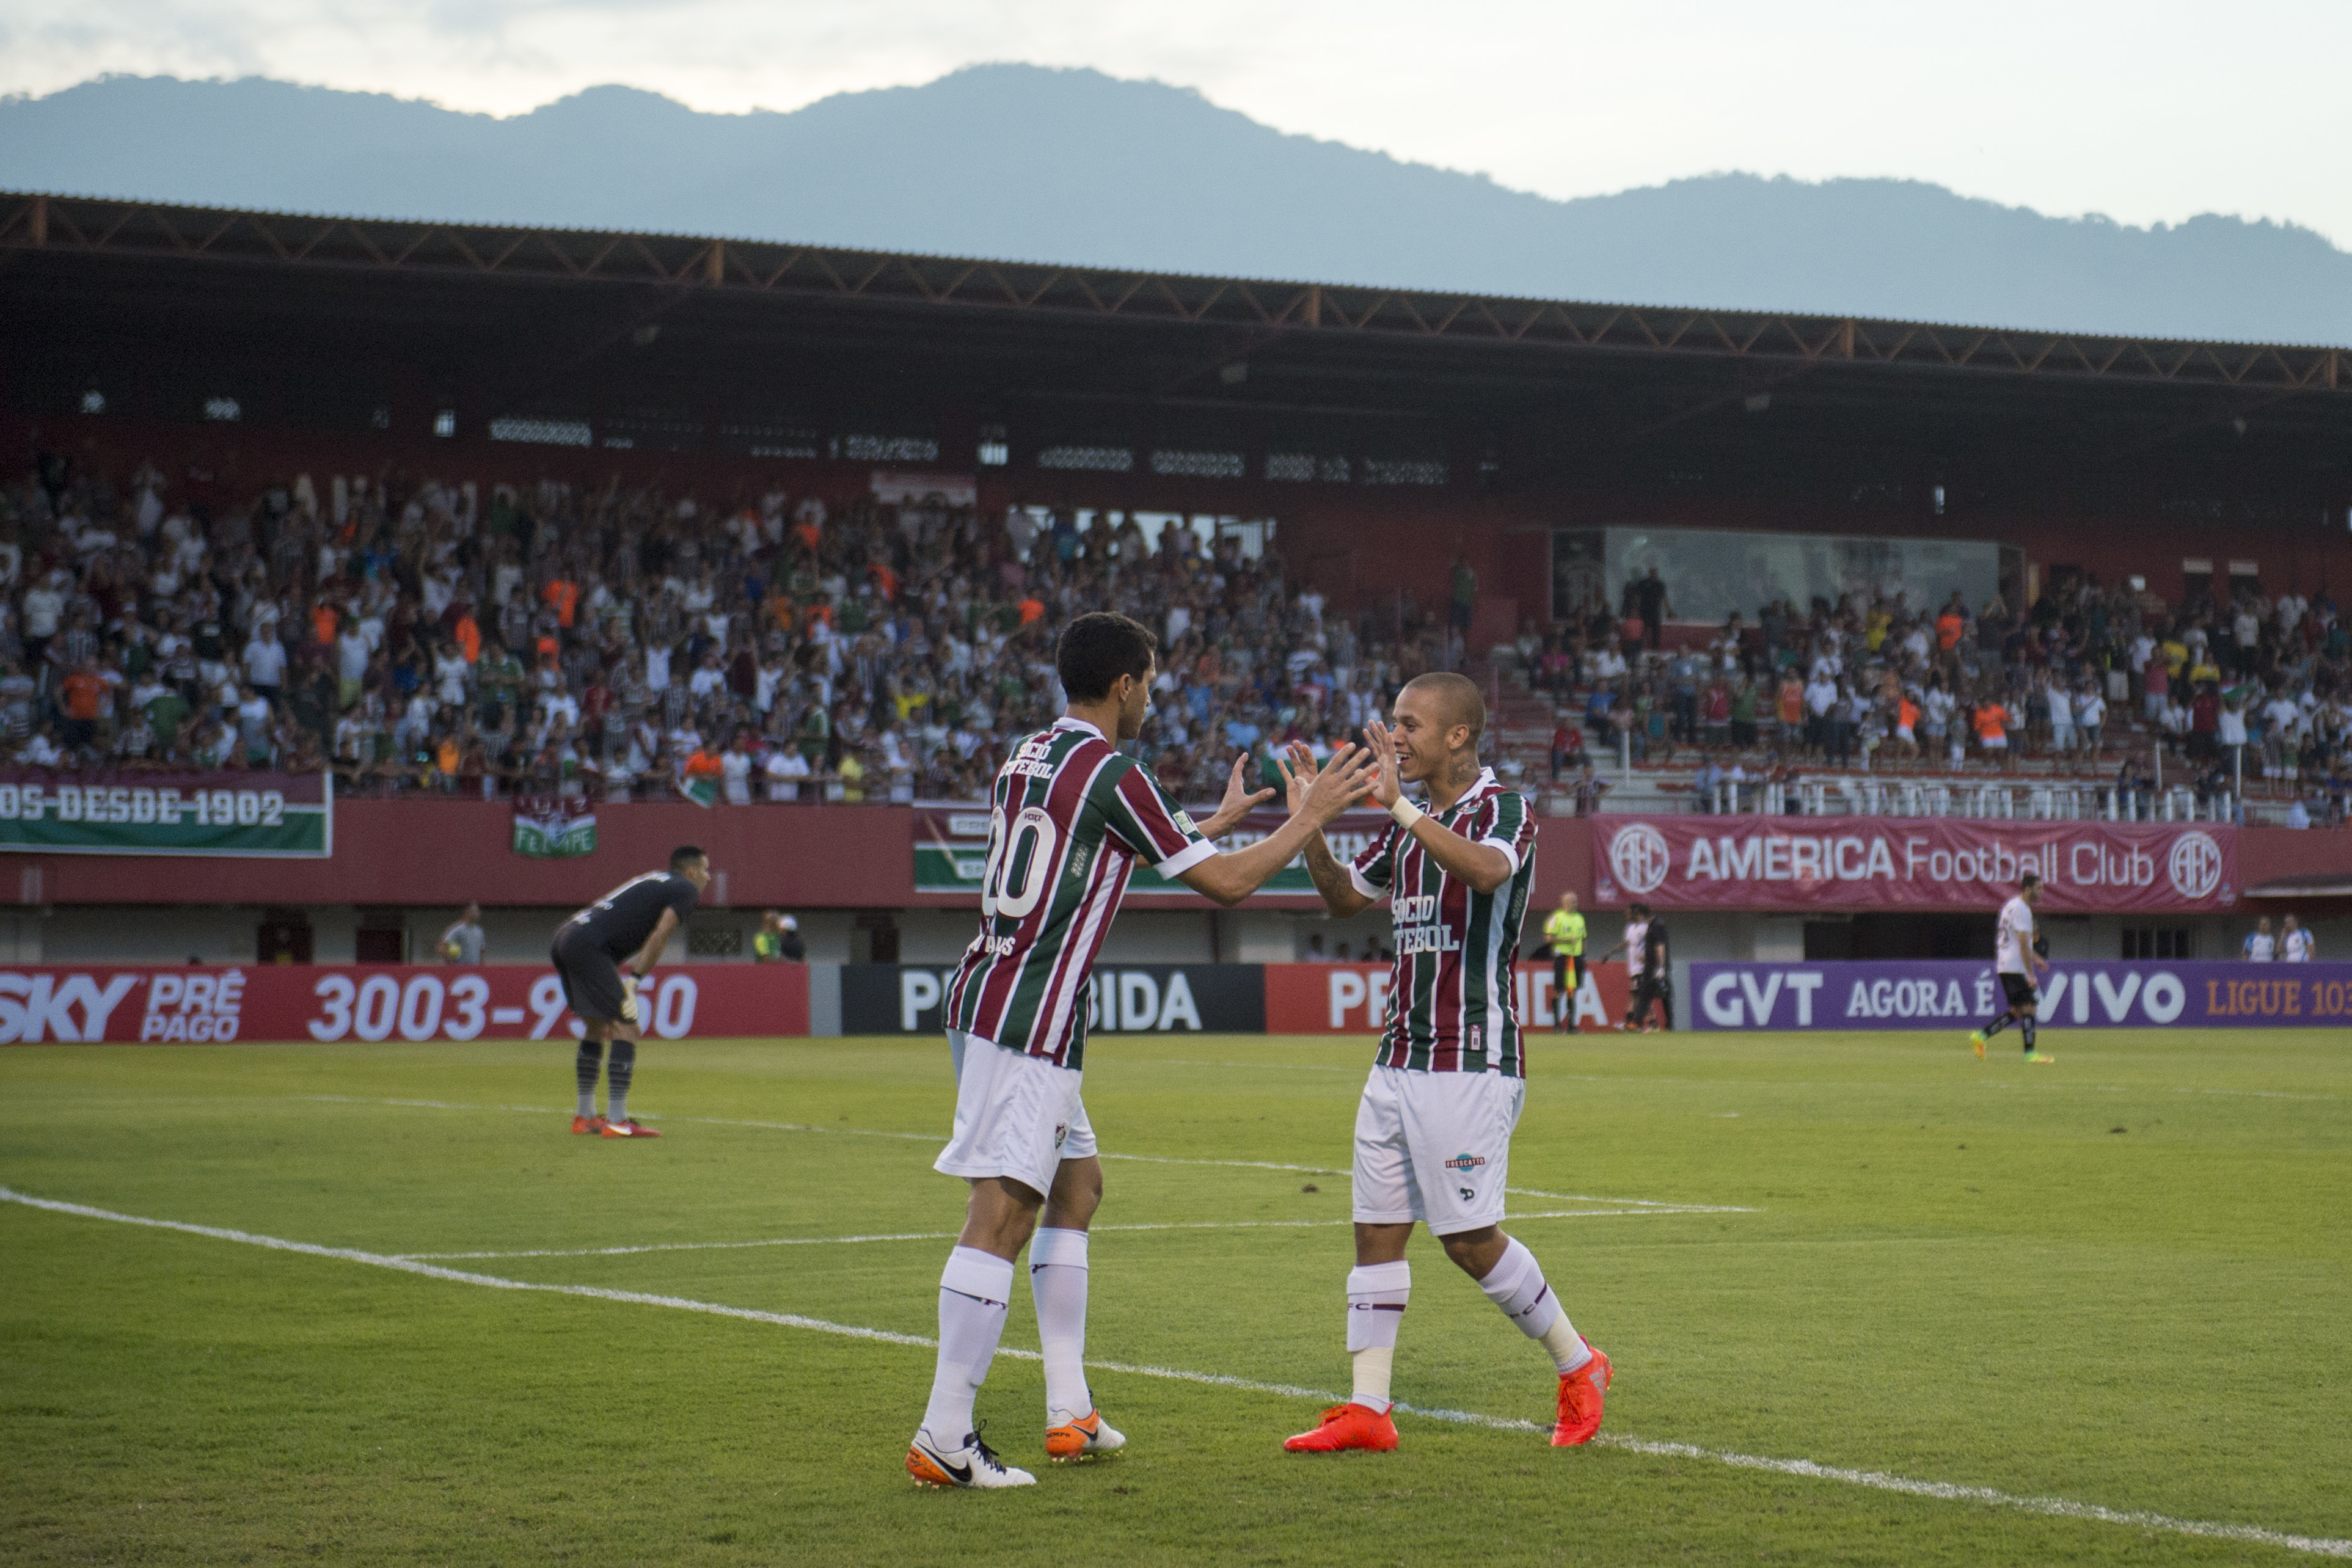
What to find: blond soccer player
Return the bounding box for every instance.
[1276,673,1610,1455]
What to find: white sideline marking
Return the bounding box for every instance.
[393,1209,1704,1262]
[6,1184,2344,1561]
[296,1096,1751,1215]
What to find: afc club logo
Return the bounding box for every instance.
[2167,831,2223,900]
[1609,823,1672,895]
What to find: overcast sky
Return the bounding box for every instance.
[10,0,2350,245]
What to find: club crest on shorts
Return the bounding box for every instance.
[1054,1121,1068,1150]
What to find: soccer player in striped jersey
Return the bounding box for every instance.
[1276,673,1611,1456]
[908,611,1378,1490]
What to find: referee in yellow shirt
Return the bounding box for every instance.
[1542,891,1587,1033]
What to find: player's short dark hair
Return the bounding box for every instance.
[2020,872,2042,891]
[670,845,707,871]
[1056,612,1157,702]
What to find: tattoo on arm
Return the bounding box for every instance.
[1302,831,1362,912]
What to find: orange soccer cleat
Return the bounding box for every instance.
[1283,1402,1400,1454]
[600,1118,662,1138]
[1552,1347,1613,1446]
[570,1115,608,1136]
[1044,1408,1127,1460]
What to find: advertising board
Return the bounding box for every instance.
[1262,961,1633,1035]
[0,770,330,856]
[841,963,1265,1035]
[1689,960,2352,1031]
[1596,817,2233,913]
[0,963,808,1043]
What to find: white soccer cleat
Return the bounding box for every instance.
[1045,1407,1126,1460]
[907,1427,1036,1489]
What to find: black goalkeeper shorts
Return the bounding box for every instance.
[552,927,630,1025]
[1999,972,2037,1011]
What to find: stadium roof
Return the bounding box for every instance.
[4,189,2347,513]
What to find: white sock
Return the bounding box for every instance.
[1346,1261,1411,1413]
[920,1247,1015,1445]
[1029,1227,1092,1421]
[1477,1237,1591,1373]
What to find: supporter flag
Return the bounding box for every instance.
[682,778,719,809]
[512,796,597,857]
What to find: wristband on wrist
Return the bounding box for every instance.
[1389,798,1424,831]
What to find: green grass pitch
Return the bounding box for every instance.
[4,1026,2348,1566]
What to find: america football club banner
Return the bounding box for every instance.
[912,802,1397,897]
[0,770,329,857]
[1690,960,2352,1032]
[0,963,809,1043]
[1594,815,2233,913]
[511,795,597,858]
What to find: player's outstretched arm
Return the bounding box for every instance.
[1361,720,1516,895]
[1177,744,1377,908]
[1276,743,1375,918]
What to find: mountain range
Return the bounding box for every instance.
[5,65,2348,346]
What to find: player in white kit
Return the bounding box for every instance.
[1970,872,2054,1063]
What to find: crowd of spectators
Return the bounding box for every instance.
[0,451,1434,806]
[1526,571,2352,815]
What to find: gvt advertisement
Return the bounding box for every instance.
[1690,960,2352,1031]
[842,963,1264,1035]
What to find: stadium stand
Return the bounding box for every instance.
[13,445,2349,830]
[1,451,1431,809]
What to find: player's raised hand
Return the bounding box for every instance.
[1274,740,1320,814]
[1301,742,1378,823]
[1199,753,1276,839]
[1360,721,1404,808]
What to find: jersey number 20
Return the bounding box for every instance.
[981,805,1061,921]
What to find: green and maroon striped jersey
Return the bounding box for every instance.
[1348,768,1539,1075]
[943,717,1214,1068]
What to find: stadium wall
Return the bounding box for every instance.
[12,810,2352,968]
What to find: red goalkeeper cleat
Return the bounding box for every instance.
[600,1118,662,1138]
[570,1115,608,1136]
[1283,1402,1399,1453]
[1552,1347,1613,1446]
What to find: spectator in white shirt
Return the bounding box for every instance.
[2075,684,2105,755]
[764,745,812,801]
[243,625,288,702]
[2047,680,2074,753]
[721,732,756,805]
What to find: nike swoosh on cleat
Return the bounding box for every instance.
[918,1448,973,1485]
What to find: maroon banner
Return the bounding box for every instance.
[1593,815,2235,913]
[1263,961,1634,1035]
[0,963,809,1044]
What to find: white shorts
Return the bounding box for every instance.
[933,1030,1097,1196]
[1351,1064,1525,1236]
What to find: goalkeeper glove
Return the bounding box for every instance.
[619,974,641,1026]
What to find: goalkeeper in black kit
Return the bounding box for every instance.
[553,845,711,1137]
